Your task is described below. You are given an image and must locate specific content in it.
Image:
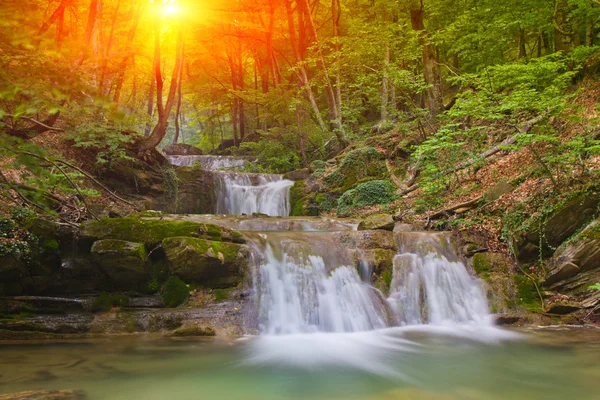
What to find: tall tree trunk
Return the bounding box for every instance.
[99,0,120,95]
[145,76,154,136]
[237,37,245,142]
[300,0,348,146]
[332,0,343,118]
[381,43,390,121]
[410,0,444,117]
[173,41,185,144]
[37,0,71,38]
[518,28,527,59]
[139,15,184,152]
[285,0,327,133]
[112,2,144,104]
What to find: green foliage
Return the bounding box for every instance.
[90,292,129,313]
[0,218,16,238]
[589,283,600,291]
[238,139,300,174]
[161,276,190,308]
[337,180,397,216]
[68,124,136,168]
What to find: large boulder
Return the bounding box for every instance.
[82,216,245,246]
[91,239,149,289]
[544,220,600,293]
[510,195,600,262]
[0,254,26,295]
[162,236,250,288]
[358,214,395,231]
[162,143,203,156]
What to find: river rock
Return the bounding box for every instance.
[511,195,600,262]
[0,390,86,400]
[91,239,149,289]
[333,230,396,251]
[82,215,245,245]
[483,181,514,202]
[547,301,582,314]
[544,220,600,291]
[358,214,395,231]
[162,143,203,156]
[0,254,25,295]
[162,236,249,287]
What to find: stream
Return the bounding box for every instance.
[1,155,599,399]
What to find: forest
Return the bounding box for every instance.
[1,1,600,399]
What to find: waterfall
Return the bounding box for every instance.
[167,154,294,217]
[167,155,248,170]
[251,231,493,336]
[254,240,391,335]
[215,172,293,217]
[388,253,491,326]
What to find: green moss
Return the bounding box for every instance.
[472,253,492,274]
[167,326,216,337]
[289,180,306,216]
[91,292,129,312]
[83,216,235,245]
[212,288,231,302]
[292,194,319,217]
[337,180,397,217]
[324,147,386,188]
[513,275,542,312]
[42,239,59,251]
[161,276,190,307]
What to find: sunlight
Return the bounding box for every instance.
[150,0,179,18]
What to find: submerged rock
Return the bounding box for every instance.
[91,239,149,289]
[333,230,396,251]
[358,214,395,231]
[162,236,249,287]
[0,390,86,400]
[167,326,216,337]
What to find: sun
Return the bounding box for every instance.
[163,3,179,16]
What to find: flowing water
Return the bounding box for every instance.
[168,155,294,216]
[3,155,599,399]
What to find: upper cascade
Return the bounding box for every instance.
[167,154,248,170]
[167,154,294,217]
[215,172,293,217]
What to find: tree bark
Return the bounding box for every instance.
[300,0,348,146]
[173,41,185,144]
[139,15,184,152]
[410,0,444,117]
[112,2,144,104]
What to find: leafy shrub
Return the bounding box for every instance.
[0,218,17,238]
[337,180,397,216]
[590,283,600,291]
[91,292,129,312]
[161,276,190,307]
[238,139,300,174]
[68,123,136,168]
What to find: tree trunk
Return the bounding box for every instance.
[112,2,144,104]
[410,1,444,117]
[381,43,390,121]
[300,0,348,146]
[284,0,327,133]
[99,0,121,95]
[37,0,71,38]
[173,41,185,144]
[139,15,184,152]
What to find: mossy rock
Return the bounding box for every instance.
[323,147,386,189]
[161,276,190,307]
[358,214,395,231]
[82,216,245,245]
[337,180,397,217]
[472,253,509,275]
[24,217,59,238]
[167,326,216,337]
[91,239,149,289]
[289,180,306,216]
[292,194,320,217]
[90,292,129,313]
[513,275,543,313]
[162,236,249,288]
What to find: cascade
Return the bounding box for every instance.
[250,230,493,336]
[167,154,248,169]
[167,154,294,216]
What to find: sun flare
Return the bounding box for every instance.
[163,3,179,17]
